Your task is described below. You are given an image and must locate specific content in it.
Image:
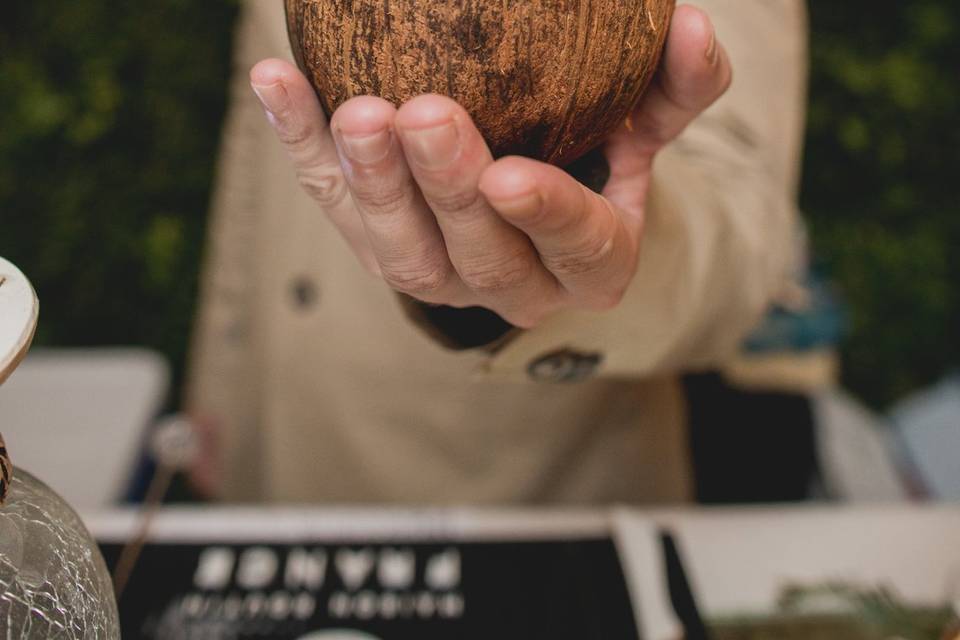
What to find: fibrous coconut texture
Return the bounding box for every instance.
[287,0,674,166]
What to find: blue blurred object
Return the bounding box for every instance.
[889,374,960,501]
[743,270,846,354]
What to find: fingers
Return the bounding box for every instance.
[250,59,376,272]
[612,5,733,166]
[394,96,562,325]
[330,96,465,303]
[480,156,639,310]
[250,59,345,206]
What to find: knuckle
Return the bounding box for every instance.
[276,121,317,149]
[632,115,673,149]
[298,169,349,208]
[504,308,547,330]
[428,189,483,217]
[541,234,616,277]
[460,252,535,295]
[351,182,411,213]
[588,283,629,311]
[382,261,451,297]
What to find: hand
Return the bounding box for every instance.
[249,5,732,328]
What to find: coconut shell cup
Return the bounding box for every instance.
[286,0,675,166]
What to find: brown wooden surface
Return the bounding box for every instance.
[286,0,673,166]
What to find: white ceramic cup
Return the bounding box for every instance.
[0,257,37,385]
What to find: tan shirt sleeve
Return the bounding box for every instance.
[481,0,810,381]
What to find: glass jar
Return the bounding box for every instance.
[1,256,121,638]
[0,468,121,638]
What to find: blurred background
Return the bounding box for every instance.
[0,1,957,504]
[2,0,957,408]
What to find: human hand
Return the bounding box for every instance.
[250,5,731,328]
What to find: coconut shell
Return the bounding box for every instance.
[286,0,674,166]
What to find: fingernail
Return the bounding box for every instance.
[705,31,718,65]
[402,120,461,170]
[338,129,393,165]
[251,82,290,117]
[495,191,542,222]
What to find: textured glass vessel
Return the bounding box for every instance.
[0,469,120,638]
[1,257,119,637]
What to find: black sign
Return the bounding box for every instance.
[100,538,639,640]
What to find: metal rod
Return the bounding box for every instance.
[111,463,175,599]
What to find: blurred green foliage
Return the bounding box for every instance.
[0,1,239,395]
[0,1,957,408]
[802,0,959,406]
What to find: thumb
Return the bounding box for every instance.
[608,5,733,173]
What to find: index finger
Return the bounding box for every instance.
[250,59,377,272]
